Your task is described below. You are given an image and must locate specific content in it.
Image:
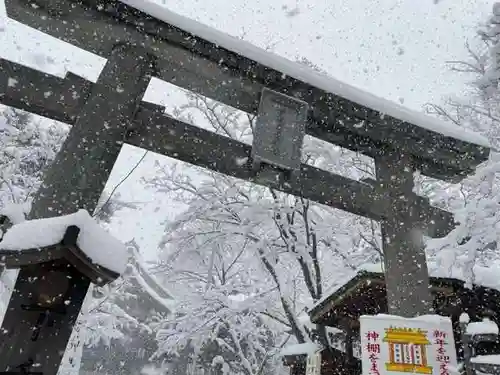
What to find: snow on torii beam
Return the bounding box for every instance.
[4,0,489,181]
[0,59,454,239]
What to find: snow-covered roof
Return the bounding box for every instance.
[310,263,384,310]
[120,0,489,148]
[280,343,323,357]
[471,354,500,365]
[0,209,128,274]
[467,318,499,335]
[311,262,500,312]
[127,245,175,314]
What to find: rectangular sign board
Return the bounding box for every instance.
[252,88,308,172]
[305,351,322,375]
[360,314,458,375]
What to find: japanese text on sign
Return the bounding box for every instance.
[360,314,458,375]
[366,331,381,375]
[434,330,450,375]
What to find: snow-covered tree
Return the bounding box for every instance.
[144,89,379,373]
[424,3,500,286]
[0,107,68,208]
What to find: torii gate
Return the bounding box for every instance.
[0,0,490,373]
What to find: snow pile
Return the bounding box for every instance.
[0,209,127,274]
[369,313,452,324]
[0,202,28,224]
[467,318,499,335]
[471,354,500,365]
[280,343,322,356]
[119,0,489,147]
[460,312,471,324]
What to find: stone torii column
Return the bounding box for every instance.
[375,151,433,316]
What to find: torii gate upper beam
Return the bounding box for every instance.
[4,0,489,181]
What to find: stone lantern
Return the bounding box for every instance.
[0,210,126,374]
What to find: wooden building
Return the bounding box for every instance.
[282,269,500,375]
[282,344,361,375]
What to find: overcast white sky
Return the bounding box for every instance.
[0,0,496,259]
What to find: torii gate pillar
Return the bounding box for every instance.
[0,44,155,374]
[375,151,432,316]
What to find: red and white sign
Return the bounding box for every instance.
[360,314,458,375]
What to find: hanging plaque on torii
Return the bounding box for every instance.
[0,0,491,373]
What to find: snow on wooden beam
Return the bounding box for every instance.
[4,0,490,182]
[467,319,499,336]
[0,59,92,124]
[118,0,489,149]
[280,343,323,357]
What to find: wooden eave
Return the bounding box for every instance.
[0,225,120,286]
[308,270,496,329]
